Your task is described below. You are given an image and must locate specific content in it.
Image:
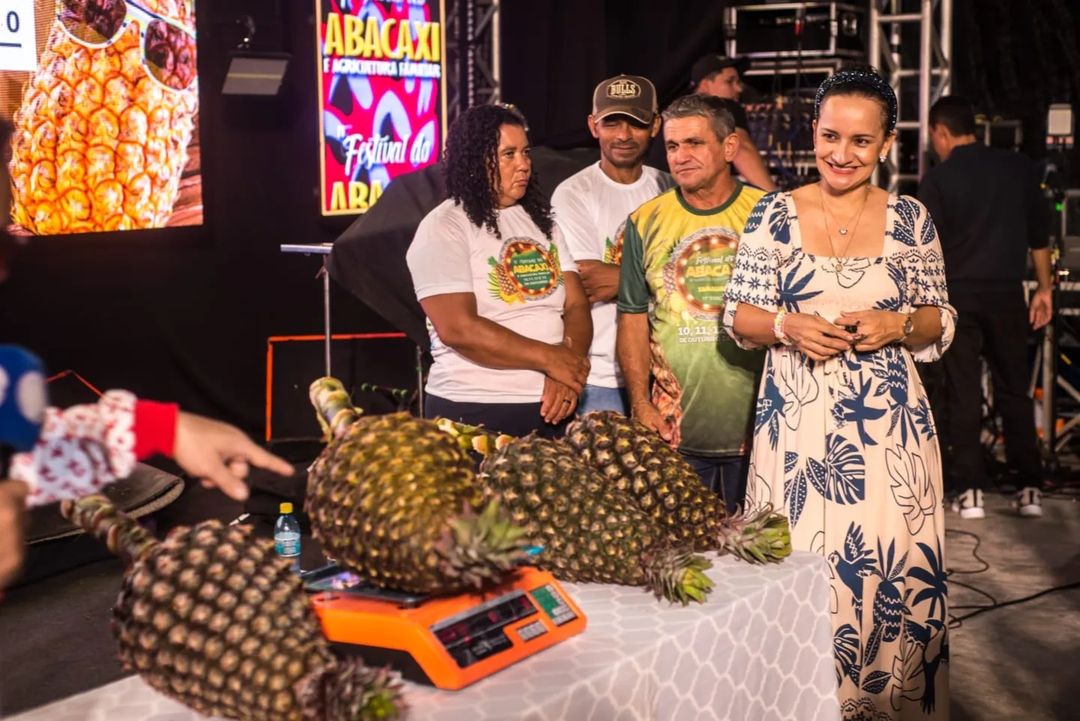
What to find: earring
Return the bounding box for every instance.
[879,155,887,163]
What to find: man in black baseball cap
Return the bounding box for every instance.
[550,75,673,416]
[688,53,775,191]
[690,54,750,98]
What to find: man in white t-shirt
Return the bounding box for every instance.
[551,75,674,415]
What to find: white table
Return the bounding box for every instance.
[12,552,840,721]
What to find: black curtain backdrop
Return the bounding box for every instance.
[0,1,1075,436]
[501,0,731,149]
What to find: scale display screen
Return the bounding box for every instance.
[431,591,538,668]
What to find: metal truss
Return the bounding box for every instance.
[869,0,952,193]
[444,0,501,125]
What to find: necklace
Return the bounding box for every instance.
[819,184,870,271]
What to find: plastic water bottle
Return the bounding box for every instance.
[274,502,301,573]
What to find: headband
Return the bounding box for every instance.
[814,69,898,132]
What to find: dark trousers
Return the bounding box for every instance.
[931,310,1042,493]
[423,394,568,439]
[679,452,749,514]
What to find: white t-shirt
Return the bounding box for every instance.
[551,162,674,388]
[407,199,577,403]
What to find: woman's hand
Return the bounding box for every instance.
[783,312,857,361]
[540,377,579,424]
[834,310,906,352]
[543,339,590,393]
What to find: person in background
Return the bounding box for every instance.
[407,104,591,437]
[551,74,674,415]
[617,93,765,512]
[689,53,777,192]
[725,68,953,719]
[919,95,1051,519]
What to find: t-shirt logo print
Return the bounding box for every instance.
[607,79,641,98]
[663,227,740,320]
[487,237,563,304]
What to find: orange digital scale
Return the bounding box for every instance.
[303,564,587,690]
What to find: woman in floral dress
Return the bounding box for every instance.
[723,69,955,720]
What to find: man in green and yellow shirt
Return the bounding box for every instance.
[617,93,766,511]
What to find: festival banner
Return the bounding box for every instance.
[316,0,446,216]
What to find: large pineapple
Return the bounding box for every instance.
[9,0,198,233]
[61,495,405,721]
[306,377,528,595]
[480,434,714,605]
[566,411,792,564]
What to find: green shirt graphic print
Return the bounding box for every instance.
[618,183,766,456]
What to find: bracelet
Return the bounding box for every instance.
[773,309,793,346]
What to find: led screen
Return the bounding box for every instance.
[0,0,201,235]
[316,0,446,216]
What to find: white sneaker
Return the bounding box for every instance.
[1014,487,1043,518]
[951,489,985,519]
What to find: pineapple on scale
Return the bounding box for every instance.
[480,434,714,605]
[306,377,529,595]
[10,0,199,233]
[61,495,406,721]
[566,411,792,564]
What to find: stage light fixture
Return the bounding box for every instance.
[222,52,291,95]
[221,14,290,96]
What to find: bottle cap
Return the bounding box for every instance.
[280,502,293,514]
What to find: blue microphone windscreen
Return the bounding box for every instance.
[0,346,48,452]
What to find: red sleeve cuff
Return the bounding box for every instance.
[133,400,180,460]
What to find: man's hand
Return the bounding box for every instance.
[576,260,621,303]
[0,480,29,589]
[543,341,590,394]
[632,401,674,443]
[540,377,578,425]
[173,413,294,501]
[1030,287,1052,330]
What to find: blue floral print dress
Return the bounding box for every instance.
[723,191,956,721]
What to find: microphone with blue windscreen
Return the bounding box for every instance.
[0,346,48,475]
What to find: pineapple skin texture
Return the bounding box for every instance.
[481,436,668,586]
[307,412,486,594]
[566,411,726,551]
[9,0,198,234]
[115,521,332,721]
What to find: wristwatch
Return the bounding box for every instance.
[901,313,914,340]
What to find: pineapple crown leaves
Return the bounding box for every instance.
[717,504,792,564]
[296,658,407,721]
[434,499,531,589]
[639,545,715,606]
[434,417,514,456]
[61,494,159,566]
[310,377,364,440]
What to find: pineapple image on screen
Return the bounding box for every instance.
[9,0,199,234]
[62,495,406,721]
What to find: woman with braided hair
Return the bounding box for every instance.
[407,104,591,437]
[724,68,954,719]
